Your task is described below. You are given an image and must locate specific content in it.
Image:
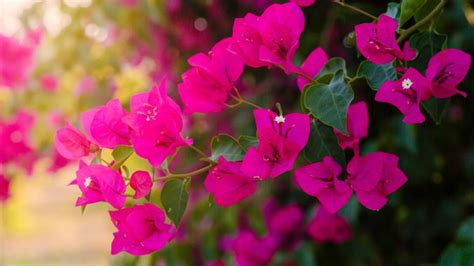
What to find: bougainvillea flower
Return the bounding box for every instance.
[230,3,304,73]
[355,15,415,64]
[80,99,131,149]
[334,101,369,155]
[295,156,352,213]
[241,109,310,180]
[425,48,471,98]
[307,206,352,244]
[267,203,304,235]
[291,0,316,7]
[0,174,10,202]
[130,170,153,199]
[47,150,71,173]
[40,74,59,92]
[296,47,328,91]
[109,204,176,255]
[54,124,93,160]
[74,76,96,96]
[204,157,258,207]
[178,38,244,114]
[0,34,36,89]
[232,230,278,266]
[72,161,126,209]
[124,81,192,167]
[0,111,37,171]
[375,68,431,124]
[347,152,408,211]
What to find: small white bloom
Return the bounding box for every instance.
[84,177,92,188]
[402,78,413,90]
[274,115,285,124]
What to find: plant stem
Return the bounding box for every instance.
[332,0,378,21]
[230,94,263,109]
[189,144,208,158]
[154,164,215,181]
[397,0,447,44]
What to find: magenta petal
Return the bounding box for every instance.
[90,99,131,149]
[356,190,388,211]
[54,124,91,160]
[426,48,471,98]
[130,170,153,199]
[297,47,329,91]
[240,147,272,180]
[316,180,352,213]
[204,157,258,206]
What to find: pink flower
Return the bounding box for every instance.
[74,76,96,96]
[109,204,176,255]
[54,124,93,160]
[375,68,431,124]
[0,111,37,173]
[296,47,329,91]
[355,15,415,64]
[47,150,71,173]
[204,157,258,207]
[229,3,304,73]
[80,99,131,149]
[0,174,10,203]
[268,204,304,235]
[232,230,278,266]
[178,38,244,114]
[72,161,126,209]
[241,109,310,180]
[290,0,316,7]
[130,170,153,199]
[334,101,369,155]
[307,206,352,244]
[294,156,352,213]
[425,48,471,98]
[347,152,408,211]
[0,34,36,89]
[124,81,192,167]
[40,74,58,92]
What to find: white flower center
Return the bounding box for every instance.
[402,78,413,90]
[84,177,92,188]
[274,115,285,124]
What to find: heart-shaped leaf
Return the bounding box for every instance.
[357,61,397,91]
[161,178,190,226]
[210,134,245,161]
[304,120,346,167]
[304,70,354,135]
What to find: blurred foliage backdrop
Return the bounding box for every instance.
[1,0,474,265]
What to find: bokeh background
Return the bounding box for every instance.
[1,0,474,265]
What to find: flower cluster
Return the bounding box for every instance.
[49,0,470,263]
[356,15,471,124]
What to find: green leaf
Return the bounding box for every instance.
[161,178,189,226]
[304,70,354,135]
[409,31,449,124]
[111,145,134,170]
[414,0,441,23]
[304,120,346,167]
[400,0,426,26]
[210,134,245,161]
[238,135,258,151]
[339,196,360,224]
[422,97,450,125]
[457,216,474,243]
[295,242,317,266]
[385,2,401,21]
[408,31,447,72]
[315,57,347,84]
[356,61,397,91]
[440,244,474,266]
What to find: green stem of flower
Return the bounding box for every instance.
[332,0,378,21]
[154,164,216,181]
[230,94,263,109]
[189,144,208,158]
[397,0,447,44]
